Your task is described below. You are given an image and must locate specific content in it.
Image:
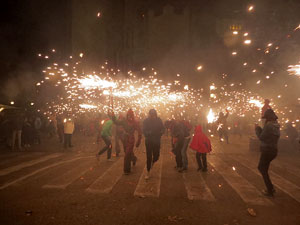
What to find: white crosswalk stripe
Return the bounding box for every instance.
[182,156,215,201]
[209,155,273,205]
[86,158,123,194]
[43,159,94,189]
[134,154,163,198]
[234,155,300,204]
[0,153,63,176]
[0,156,92,190]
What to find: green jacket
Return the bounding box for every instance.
[101,120,113,137]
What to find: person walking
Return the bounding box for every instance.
[96,116,113,161]
[171,120,185,171]
[189,125,212,172]
[63,117,75,149]
[255,108,280,197]
[12,113,24,151]
[143,109,165,179]
[178,119,192,172]
[113,109,142,175]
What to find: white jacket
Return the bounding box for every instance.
[64,120,75,134]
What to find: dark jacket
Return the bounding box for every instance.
[255,121,280,153]
[143,117,165,143]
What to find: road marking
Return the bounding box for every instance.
[0,156,92,190]
[43,159,94,189]
[235,155,300,204]
[86,158,122,194]
[273,160,300,179]
[182,157,215,201]
[134,154,163,198]
[209,155,273,206]
[0,153,63,176]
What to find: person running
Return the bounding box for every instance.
[143,109,165,179]
[113,109,142,175]
[255,108,280,197]
[96,115,113,161]
[189,125,212,172]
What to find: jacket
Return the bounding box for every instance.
[143,116,165,143]
[255,121,280,153]
[101,119,113,137]
[64,120,75,134]
[189,125,212,153]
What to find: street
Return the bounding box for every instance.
[0,135,300,225]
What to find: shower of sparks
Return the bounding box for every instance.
[287,64,300,77]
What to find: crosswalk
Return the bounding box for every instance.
[0,144,299,207]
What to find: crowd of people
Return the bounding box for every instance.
[0,100,300,198]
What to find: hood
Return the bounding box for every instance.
[127,109,135,121]
[194,125,203,134]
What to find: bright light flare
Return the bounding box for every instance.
[287,64,300,76]
[207,109,216,123]
[249,99,263,108]
[244,40,251,45]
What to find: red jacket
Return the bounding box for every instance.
[189,125,212,153]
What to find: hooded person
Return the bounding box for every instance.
[143,109,165,179]
[255,108,280,197]
[189,125,212,172]
[113,109,142,174]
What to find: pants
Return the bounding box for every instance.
[64,134,73,148]
[97,136,112,159]
[12,130,22,150]
[196,152,207,169]
[181,137,190,169]
[173,140,184,168]
[145,139,160,172]
[115,133,124,155]
[258,151,277,193]
[124,135,135,173]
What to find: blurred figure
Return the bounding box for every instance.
[57,116,64,144]
[63,117,75,149]
[12,113,24,151]
[255,109,280,197]
[96,116,113,160]
[217,109,229,144]
[22,117,33,148]
[189,125,212,172]
[34,116,42,144]
[114,113,125,157]
[285,123,298,150]
[171,120,185,171]
[113,109,142,175]
[179,119,192,172]
[143,109,165,179]
[261,99,272,126]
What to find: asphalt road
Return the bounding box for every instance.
[0,134,299,225]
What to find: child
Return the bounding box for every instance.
[189,125,212,172]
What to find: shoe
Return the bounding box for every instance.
[202,168,208,172]
[197,167,203,172]
[262,190,274,197]
[132,157,137,166]
[178,167,187,173]
[145,171,150,180]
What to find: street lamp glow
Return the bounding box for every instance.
[10,101,14,105]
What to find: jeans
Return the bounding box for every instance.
[181,137,190,169]
[258,151,277,193]
[64,134,73,148]
[145,139,161,172]
[97,136,112,159]
[173,140,183,168]
[196,152,207,169]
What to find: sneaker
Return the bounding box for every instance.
[262,190,274,197]
[145,171,150,180]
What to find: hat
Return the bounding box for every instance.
[262,108,278,120]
